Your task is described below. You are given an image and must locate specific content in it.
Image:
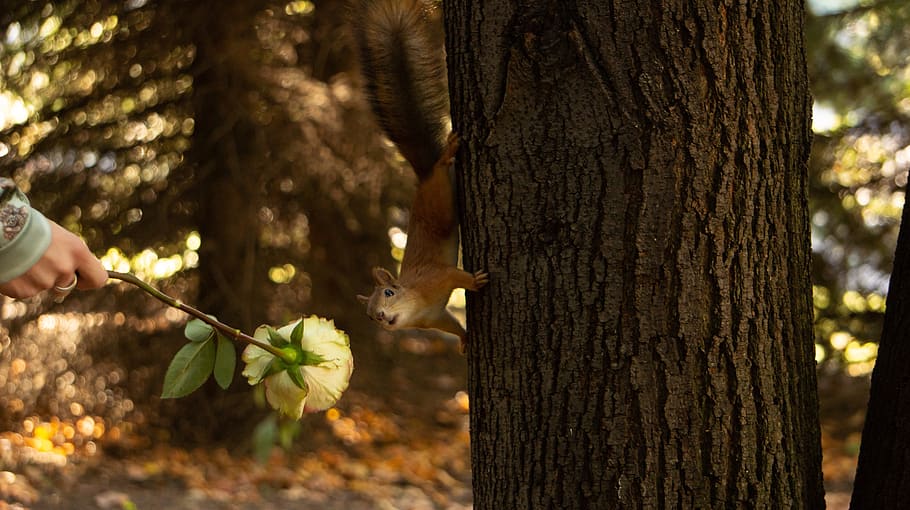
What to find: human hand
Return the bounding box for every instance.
[0,221,107,299]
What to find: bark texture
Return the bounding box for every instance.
[446,1,824,508]
[851,197,910,508]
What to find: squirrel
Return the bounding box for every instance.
[353,0,488,348]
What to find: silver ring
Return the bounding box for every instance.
[54,275,78,293]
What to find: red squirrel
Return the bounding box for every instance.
[353,0,488,347]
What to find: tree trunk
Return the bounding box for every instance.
[187,0,270,332]
[850,192,910,508]
[148,0,277,440]
[446,2,825,508]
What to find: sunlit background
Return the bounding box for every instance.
[0,0,907,507]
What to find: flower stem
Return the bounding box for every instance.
[107,271,294,362]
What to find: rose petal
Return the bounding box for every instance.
[276,319,303,342]
[252,324,271,342]
[299,316,346,352]
[241,344,273,385]
[294,316,352,412]
[302,355,353,412]
[244,316,353,417]
[264,371,308,419]
[300,317,351,367]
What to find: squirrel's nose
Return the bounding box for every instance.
[376,311,385,320]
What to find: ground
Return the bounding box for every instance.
[0,336,869,509]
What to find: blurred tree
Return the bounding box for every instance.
[182,0,274,332]
[0,0,205,435]
[0,0,406,442]
[803,1,910,493]
[806,0,910,371]
[448,1,824,507]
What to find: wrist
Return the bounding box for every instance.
[0,206,52,283]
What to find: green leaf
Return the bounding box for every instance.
[266,326,288,347]
[161,339,216,398]
[252,414,278,463]
[286,366,308,391]
[213,334,236,390]
[184,318,215,343]
[290,318,304,344]
[278,419,301,449]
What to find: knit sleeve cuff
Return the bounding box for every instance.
[0,206,52,283]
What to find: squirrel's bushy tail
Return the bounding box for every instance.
[352,0,449,179]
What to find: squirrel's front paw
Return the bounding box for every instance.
[440,132,460,163]
[472,270,490,289]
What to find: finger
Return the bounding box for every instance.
[74,254,108,290]
[25,266,59,292]
[0,281,40,299]
[50,222,106,290]
[53,273,79,293]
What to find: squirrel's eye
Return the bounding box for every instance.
[383,288,395,298]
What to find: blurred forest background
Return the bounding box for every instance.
[0,0,906,508]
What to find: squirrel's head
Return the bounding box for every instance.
[357,267,412,330]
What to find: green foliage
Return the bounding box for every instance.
[163,320,237,396]
[213,334,236,390]
[806,0,910,369]
[251,413,303,464]
[184,318,215,342]
[251,413,279,463]
[161,338,216,399]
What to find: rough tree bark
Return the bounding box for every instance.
[446,2,825,508]
[851,193,910,508]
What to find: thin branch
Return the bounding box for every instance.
[106,270,294,363]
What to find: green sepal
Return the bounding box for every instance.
[290,318,304,344]
[265,357,284,377]
[300,349,327,366]
[184,318,215,343]
[266,326,288,347]
[161,339,216,398]
[213,334,236,390]
[285,365,308,391]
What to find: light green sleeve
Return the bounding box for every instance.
[0,177,52,283]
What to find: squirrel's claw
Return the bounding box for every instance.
[472,270,490,289]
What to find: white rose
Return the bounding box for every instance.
[241,316,353,419]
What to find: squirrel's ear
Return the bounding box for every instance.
[356,294,370,304]
[372,267,396,285]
